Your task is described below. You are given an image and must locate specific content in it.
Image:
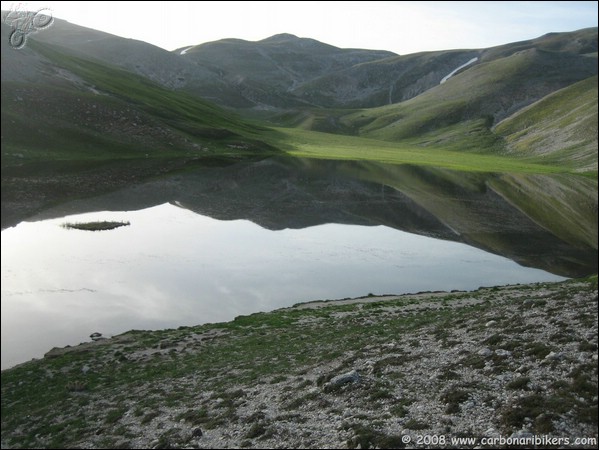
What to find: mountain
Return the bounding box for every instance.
[3,17,204,90]
[176,33,396,108]
[169,27,597,171]
[2,16,597,226]
[1,20,278,226]
[340,41,597,139]
[174,27,597,113]
[23,19,399,109]
[10,17,597,121]
[287,49,481,108]
[314,29,597,171]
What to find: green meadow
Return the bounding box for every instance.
[268,127,571,174]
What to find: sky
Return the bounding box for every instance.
[1,1,597,54]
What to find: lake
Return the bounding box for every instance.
[1,158,596,369]
[2,202,566,369]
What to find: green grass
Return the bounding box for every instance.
[2,39,279,170]
[30,40,261,139]
[494,76,598,172]
[269,127,569,174]
[323,49,597,173]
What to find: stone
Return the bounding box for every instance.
[510,430,534,439]
[478,348,493,357]
[90,332,103,341]
[494,349,512,357]
[329,370,361,386]
[485,320,497,327]
[544,351,564,361]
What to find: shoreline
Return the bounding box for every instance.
[2,277,597,449]
[0,284,538,372]
[3,284,529,371]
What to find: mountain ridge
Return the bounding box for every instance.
[7,14,596,117]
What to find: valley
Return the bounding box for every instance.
[1,10,597,449]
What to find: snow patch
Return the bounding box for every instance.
[440,57,478,84]
[179,46,194,55]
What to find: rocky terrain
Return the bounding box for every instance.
[1,277,597,449]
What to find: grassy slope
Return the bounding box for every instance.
[345,49,594,138]
[287,27,598,110]
[4,34,596,176]
[328,48,597,173]
[268,127,570,174]
[1,40,280,226]
[257,32,598,174]
[5,40,272,160]
[494,76,598,172]
[479,27,598,61]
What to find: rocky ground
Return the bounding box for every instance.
[1,277,597,449]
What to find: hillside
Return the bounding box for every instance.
[2,17,214,91]
[494,76,598,171]
[1,21,278,226]
[289,27,598,110]
[176,27,598,115]
[23,19,399,109]
[237,29,596,172]
[366,51,592,132]
[320,32,597,171]
[288,49,480,108]
[3,18,596,169]
[30,19,597,121]
[177,33,396,108]
[340,47,596,141]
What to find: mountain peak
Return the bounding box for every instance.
[260,33,301,43]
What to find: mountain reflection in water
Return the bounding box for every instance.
[4,156,596,369]
[2,203,566,369]
[25,157,598,278]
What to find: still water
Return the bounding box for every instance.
[1,202,565,369]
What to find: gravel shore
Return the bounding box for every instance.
[1,277,597,449]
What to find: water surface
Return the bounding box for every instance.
[3,158,596,370]
[1,202,566,369]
